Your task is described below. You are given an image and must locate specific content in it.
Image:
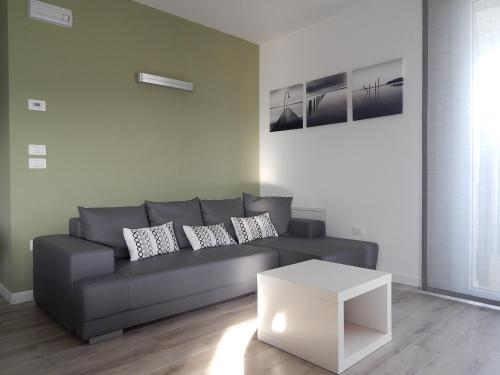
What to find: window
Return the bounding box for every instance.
[425,0,500,304]
[472,0,500,294]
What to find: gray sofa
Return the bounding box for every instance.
[33,198,378,344]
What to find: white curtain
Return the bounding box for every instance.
[426,0,500,303]
[472,0,500,295]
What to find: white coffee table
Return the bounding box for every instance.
[257,259,391,374]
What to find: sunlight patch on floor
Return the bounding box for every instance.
[208,318,257,375]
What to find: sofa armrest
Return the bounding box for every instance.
[33,235,115,332]
[289,218,326,238]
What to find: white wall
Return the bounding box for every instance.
[259,0,422,286]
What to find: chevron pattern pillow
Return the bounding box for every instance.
[123,222,179,261]
[183,223,236,251]
[231,212,278,244]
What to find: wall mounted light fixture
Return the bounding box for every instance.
[28,0,73,28]
[137,73,194,92]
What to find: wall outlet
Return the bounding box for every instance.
[352,226,366,237]
[29,240,33,252]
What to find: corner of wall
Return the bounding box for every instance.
[0,0,12,292]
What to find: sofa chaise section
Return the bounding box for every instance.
[273,217,378,269]
[248,236,379,270]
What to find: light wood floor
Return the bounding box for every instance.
[2,284,500,375]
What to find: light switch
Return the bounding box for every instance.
[28,144,47,156]
[29,158,46,169]
[28,99,46,112]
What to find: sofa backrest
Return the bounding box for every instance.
[69,217,83,238]
[145,198,204,249]
[68,195,292,259]
[199,197,243,239]
[77,205,151,259]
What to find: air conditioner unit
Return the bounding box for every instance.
[28,0,73,28]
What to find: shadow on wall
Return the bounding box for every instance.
[259,183,294,198]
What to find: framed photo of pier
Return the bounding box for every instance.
[352,58,403,121]
[306,72,347,127]
[270,83,304,132]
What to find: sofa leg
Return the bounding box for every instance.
[88,329,123,345]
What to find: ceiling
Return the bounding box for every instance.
[133,0,357,44]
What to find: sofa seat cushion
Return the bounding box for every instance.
[115,245,279,309]
[247,236,378,269]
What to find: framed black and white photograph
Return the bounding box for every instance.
[352,58,403,121]
[270,84,304,132]
[306,72,347,127]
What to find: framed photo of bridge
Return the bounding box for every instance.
[306,72,348,127]
[352,58,404,121]
[270,83,304,132]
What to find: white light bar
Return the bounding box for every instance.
[28,0,73,28]
[137,73,194,92]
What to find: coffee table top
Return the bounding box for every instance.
[258,260,391,303]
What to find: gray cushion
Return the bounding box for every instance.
[243,193,292,235]
[145,198,203,248]
[78,205,150,259]
[115,244,279,309]
[200,197,244,239]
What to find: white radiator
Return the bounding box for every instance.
[291,207,326,222]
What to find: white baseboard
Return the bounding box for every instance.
[11,290,34,304]
[0,282,9,303]
[0,282,34,304]
[391,272,422,287]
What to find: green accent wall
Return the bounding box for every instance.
[3,0,259,292]
[0,0,12,289]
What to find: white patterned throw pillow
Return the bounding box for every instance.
[123,222,179,261]
[231,212,278,244]
[183,223,236,251]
